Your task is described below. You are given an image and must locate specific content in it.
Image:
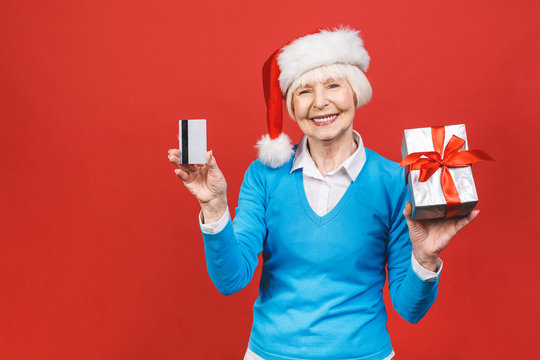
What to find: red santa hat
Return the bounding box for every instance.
[256,26,371,168]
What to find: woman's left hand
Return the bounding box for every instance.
[403,201,479,272]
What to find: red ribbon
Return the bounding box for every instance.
[400,126,494,218]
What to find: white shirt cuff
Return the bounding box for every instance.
[411,253,443,281]
[199,207,230,234]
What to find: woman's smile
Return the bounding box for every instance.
[311,113,339,126]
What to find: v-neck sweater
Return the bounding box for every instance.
[202,148,439,360]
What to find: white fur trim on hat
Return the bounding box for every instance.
[277,26,370,95]
[255,133,294,168]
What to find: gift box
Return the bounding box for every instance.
[400,124,492,220]
[178,119,207,164]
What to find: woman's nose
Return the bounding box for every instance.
[312,89,329,109]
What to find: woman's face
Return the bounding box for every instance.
[291,78,356,145]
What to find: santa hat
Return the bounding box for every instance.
[256,26,371,168]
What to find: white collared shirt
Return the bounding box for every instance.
[289,130,366,216]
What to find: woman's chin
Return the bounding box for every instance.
[308,126,352,144]
[309,131,340,143]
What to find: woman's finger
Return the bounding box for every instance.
[169,153,199,169]
[402,201,413,221]
[179,163,203,172]
[168,151,203,171]
[168,154,181,168]
[454,209,480,233]
[168,149,180,157]
[206,150,214,168]
[174,167,190,181]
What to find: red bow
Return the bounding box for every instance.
[400,126,494,218]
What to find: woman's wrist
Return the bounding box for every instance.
[200,197,228,224]
[412,249,440,272]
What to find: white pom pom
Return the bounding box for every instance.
[255,133,294,168]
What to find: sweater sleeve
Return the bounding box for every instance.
[201,161,267,295]
[386,169,439,324]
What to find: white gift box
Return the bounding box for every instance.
[400,124,478,220]
[178,119,207,164]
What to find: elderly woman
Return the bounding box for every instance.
[168,27,478,360]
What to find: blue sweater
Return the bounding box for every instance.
[201,148,439,360]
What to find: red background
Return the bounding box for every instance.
[1,0,539,359]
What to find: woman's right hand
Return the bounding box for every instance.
[168,149,228,223]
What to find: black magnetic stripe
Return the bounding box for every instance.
[181,120,189,164]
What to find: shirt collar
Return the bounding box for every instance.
[290,130,367,181]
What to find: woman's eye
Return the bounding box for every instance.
[328,83,339,89]
[298,89,310,95]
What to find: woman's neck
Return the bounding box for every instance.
[307,130,358,177]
